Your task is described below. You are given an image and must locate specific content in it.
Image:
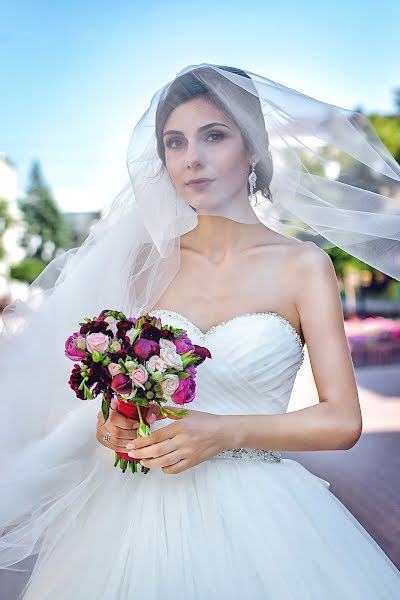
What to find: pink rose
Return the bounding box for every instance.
[108,363,123,377]
[172,376,196,405]
[111,374,132,395]
[131,366,148,388]
[65,333,87,361]
[86,332,110,355]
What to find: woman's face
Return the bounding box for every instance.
[162,96,253,212]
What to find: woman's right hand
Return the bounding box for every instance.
[95,402,160,452]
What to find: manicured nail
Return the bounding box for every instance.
[126,442,136,449]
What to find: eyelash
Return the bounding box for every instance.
[165,131,224,149]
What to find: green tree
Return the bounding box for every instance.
[18,160,73,261]
[368,114,400,164]
[0,199,15,260]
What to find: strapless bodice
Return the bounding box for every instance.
[149,309,305,417]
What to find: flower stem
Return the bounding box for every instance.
[136,402,144,425]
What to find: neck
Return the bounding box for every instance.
[180,215,269,263]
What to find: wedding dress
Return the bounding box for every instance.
[10,308,400,599]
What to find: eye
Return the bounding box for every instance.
[207,131,224,141]
[165,130,224,149]
[165,138,183,149]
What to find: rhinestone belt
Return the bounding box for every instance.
[214,448,282,462]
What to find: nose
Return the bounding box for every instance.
[184,141,204,169]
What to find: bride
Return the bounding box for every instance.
[1,63,400,599]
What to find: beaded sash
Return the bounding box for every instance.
[214,448,282,462]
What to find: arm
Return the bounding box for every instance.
[220,242,363,452]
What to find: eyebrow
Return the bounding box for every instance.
[162,121,231,137]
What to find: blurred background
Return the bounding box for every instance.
[0,0,399,590]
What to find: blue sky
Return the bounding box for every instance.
[1,0,399,212]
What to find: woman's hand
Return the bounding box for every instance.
[95,401,162,452]
[125,408,226,474]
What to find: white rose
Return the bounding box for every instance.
[160,374,180,400]
[160,347,183,371]
[147,355,167,374]
[125,360,139,374]
[109,340,122,353]
[126,327,141,345]
[75,335,87,350]
[104,316,119,336]
[159,338,176,350]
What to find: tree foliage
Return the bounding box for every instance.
[0,198,15,260]
[9,258,48,285]
[368,114,400,164]
[18,161,73,261]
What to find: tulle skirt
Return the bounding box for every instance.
[3,431,400,600]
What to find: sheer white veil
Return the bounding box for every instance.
[1,62,400,578]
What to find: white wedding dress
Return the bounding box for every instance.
[3,308,400,599]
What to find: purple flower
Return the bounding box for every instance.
[185,364,196,378]
[133,338,160,361]
[193,344,212,365]
[172,376,196,405]
[65,333,87,361]
[173,333,194,354]
[111,373,132,395]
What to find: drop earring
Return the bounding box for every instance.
[248,162,258,207]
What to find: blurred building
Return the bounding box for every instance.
[0,154,27,308]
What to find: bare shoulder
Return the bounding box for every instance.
[286,241,336,289]
[290,240,333,268]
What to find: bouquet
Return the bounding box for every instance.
[65,309,212,474]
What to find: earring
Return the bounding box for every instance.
[248,162,258,207]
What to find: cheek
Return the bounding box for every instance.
[217,146,248,186]
[165,157,181,187]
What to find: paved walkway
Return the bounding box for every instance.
[286,349,400,569]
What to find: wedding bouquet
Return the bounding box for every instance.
[65,309,212,474]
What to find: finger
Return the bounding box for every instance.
[127,438,175,459]
[107,425,141,440]
[140,449,184,469]
[104,439,138,452]
[108,411,139,429]
[145,402,161,423]
[97,426,138,451]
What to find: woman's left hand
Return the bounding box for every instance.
[125,407,227,474]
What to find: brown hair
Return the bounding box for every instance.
[155,65,273,201]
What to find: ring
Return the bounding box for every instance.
[102,431,112,442]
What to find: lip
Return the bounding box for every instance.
[186,178,215,186]
[186,178,214,190]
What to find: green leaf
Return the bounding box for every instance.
[160,406,188,418]
[92,351,104,363]
[102,398,110,422]
[177,371,191,379]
